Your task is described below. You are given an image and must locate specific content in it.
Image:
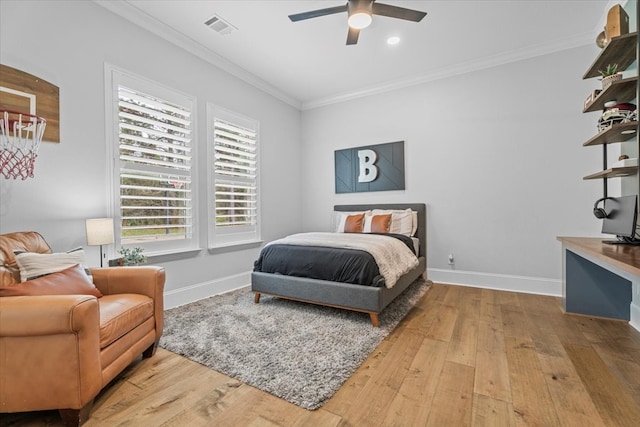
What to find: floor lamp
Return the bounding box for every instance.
[86,218,115,268]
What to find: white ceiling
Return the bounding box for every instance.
[97,0,613,109]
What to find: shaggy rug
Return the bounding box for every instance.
[159,278,429,410]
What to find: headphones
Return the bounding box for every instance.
[593,197,614,219]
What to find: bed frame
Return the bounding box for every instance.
[251,203,427,326]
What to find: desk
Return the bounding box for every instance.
[558,237,640,332]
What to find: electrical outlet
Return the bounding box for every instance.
[448,253,454,265]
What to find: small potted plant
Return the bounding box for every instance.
[117,247,147,266]
[599,63,622,89]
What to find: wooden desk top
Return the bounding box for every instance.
[557,236,640,277]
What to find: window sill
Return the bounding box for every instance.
[144,247,202,263]
[207,239,264,253]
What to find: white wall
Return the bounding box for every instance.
[1,1,626,300]
[0,0,302,306]
[300,45,607,296]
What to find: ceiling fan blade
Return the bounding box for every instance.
[372,2,427,22]
[346,27,360,45]
[288,4,348,22]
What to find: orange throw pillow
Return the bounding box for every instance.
[370,214,392,233]
[344,213,365,233]
[0,264,103,298]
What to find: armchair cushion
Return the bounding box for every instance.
[0,264,103,298]
[98,294,153,348]
[92,267,165,338]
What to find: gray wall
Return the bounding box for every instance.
[0,0,302,306]
[300,45,606,295]
[1,0,624,300]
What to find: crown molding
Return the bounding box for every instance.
[301,30,596,110]
[94,0,616,112]
[93,0,301,110]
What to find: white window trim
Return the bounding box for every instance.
[207,104,261,249]
[104,63,199,255]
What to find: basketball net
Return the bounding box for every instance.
[0,110,46,180]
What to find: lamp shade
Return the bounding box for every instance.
[86,218,115,246]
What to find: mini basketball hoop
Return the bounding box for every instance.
[0,110,46,180]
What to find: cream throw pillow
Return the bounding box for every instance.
[14,248,90,282]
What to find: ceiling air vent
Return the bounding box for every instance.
[204,14,237,35]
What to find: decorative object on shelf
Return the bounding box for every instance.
[597,102,636,132]
[0,110,46,180]
[605,4,629,41]
[584,89,602,109]
[595,3,629,49]
[599,63,623,89]
[86,218,115,268]
[118,247,147,266]
[596,30,608,48]
[613,155,638,168]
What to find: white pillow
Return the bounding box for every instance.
[411,210,418,237]
[371,209,414,236]
[334,210,370,232]
[14,247,89,282]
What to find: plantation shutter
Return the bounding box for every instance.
[208,106,260,247]
[117,85,194,246]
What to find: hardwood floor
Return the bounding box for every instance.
[3,283,640,426]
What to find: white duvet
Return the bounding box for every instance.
[266,232,419,289]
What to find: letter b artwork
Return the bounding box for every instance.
[357,149,378,183]
[334,141,405,193]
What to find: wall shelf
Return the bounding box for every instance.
[583,166,638,180]
[580,23,637,196]
[583,32,638,79]
[583,77,638,113]
[583,121,638,147]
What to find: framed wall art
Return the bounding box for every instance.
[335,141,405,193]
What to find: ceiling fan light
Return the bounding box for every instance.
[348,12,372,29]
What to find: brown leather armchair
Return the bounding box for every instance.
[0,231,165,426]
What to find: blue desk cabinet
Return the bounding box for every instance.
[558,237,640,332]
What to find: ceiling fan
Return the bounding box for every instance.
[288,0,427,45]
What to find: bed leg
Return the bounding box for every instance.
[369,313,380,327]
[254,292,261,304]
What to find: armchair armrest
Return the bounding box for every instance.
[91,266,165,298]
[91,266,165,337]
[0,295,102,412]
[0,295,99,336]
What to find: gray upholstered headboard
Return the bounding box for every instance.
[334,203,427,258]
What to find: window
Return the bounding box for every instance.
[207,105,260,247]
[107,66,197,254]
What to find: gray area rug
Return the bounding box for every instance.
[159,279,429,410]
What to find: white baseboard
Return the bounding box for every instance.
[427,268,562,297]
[164,271,251,309]
[165,269,561,310]
[631,302,640,333]
[164,268,637,332]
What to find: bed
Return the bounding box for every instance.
[251,203,427,326]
